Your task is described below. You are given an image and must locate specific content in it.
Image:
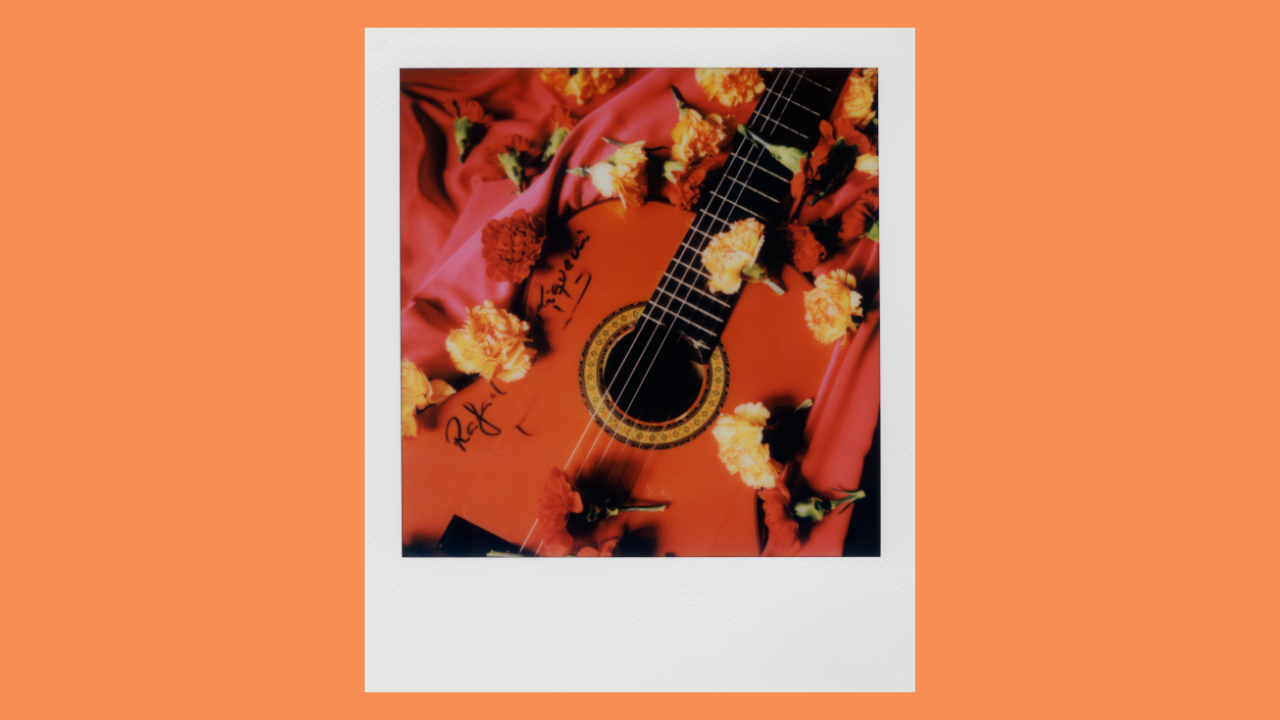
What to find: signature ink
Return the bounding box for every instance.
[444,400,501,452]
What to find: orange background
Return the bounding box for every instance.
[2,2,1276,718]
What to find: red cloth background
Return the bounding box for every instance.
[400,68,880,555]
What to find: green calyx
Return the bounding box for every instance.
[792,489,867,523]
[498,151,524,193]
[542,126,570,161]
[454,117,474,161]
[739,124,809,174]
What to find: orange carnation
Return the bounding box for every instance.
[760,483,801,557]
[480,209,546,284]
[803,269,865,345]
[445,300,536,382]
[711,402,780,489]
[839,189,879,245]
[400,359,456,438]
[536,467,584,557]
[833,68,877,134]
[575,538,619,558]
[662,152,727,211]
[539,68,624,106]
[779,221,826,273]
[567,140,648,209]
[695,68,766,107]
[702,218,766,294]
[669,85,733,165]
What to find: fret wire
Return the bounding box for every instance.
[798,74,834,92]
[644,302,718,338]
[706,190,765,220]
[645,71,804,345]
[666,254,713,281]
[720,171,781,201]
[652,285,728,322]
[659,270,730,307]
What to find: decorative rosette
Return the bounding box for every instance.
[803,269,865,345]
[539,68,624,106]
[695,68,766,107]
[445,300,536,382]
[566,138,649,209]
[480,209,546,284]
[401,359,455,438]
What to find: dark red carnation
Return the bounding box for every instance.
[779,221,826,273]
[838,189,879,245]
[481,209,546,283]
[792,121,837,200]
[759,484,801,557]
[536,467,584,557]
[663,152,728,211]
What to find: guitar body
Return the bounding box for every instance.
[403,199,837,556]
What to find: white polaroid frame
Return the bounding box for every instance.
[366,28,915,692]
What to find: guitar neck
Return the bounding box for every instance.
[642,68,852,356]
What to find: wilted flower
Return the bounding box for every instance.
[445,300,536,382]
[539,68,624,106]
[712,402,780,490]
[480,209,547,284]
[778,221,827,273]
[401,359,455,437]
[448,99,492,163]
[567,139,649,209]
[485,134,542,194]
[839,189,879,245]
[803,269,865,345]
[695,68,766,107]
[701,218,769,294]
[541,104,577,161]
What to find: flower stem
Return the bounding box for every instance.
[764,277,786,296]
[614,504,668,513]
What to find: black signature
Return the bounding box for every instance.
[535,233,592,316]
[444,401,501,452]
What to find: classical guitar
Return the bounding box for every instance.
[404,68,860,556]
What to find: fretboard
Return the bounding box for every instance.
[640,68,852,357]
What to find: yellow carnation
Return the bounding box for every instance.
[575,140,649,209]
[445,300,536,382]
[701,218,765,294]
[711,402,779,489]
[854,153,879,177]
[671,106,732,165]
[401,359,455,437]
[836,69,878,130]
[696,68,766,107]
[803,269,865,345]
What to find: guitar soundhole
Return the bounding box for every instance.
[579,303,728,449]
[601,326,704,424]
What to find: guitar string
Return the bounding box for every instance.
[591,69,810,490]
[554,68,802,484]
[561,69,800,484]
[566,68,805,487]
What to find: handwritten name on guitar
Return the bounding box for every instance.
[444,401,501,452]
[535,232,592,317]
